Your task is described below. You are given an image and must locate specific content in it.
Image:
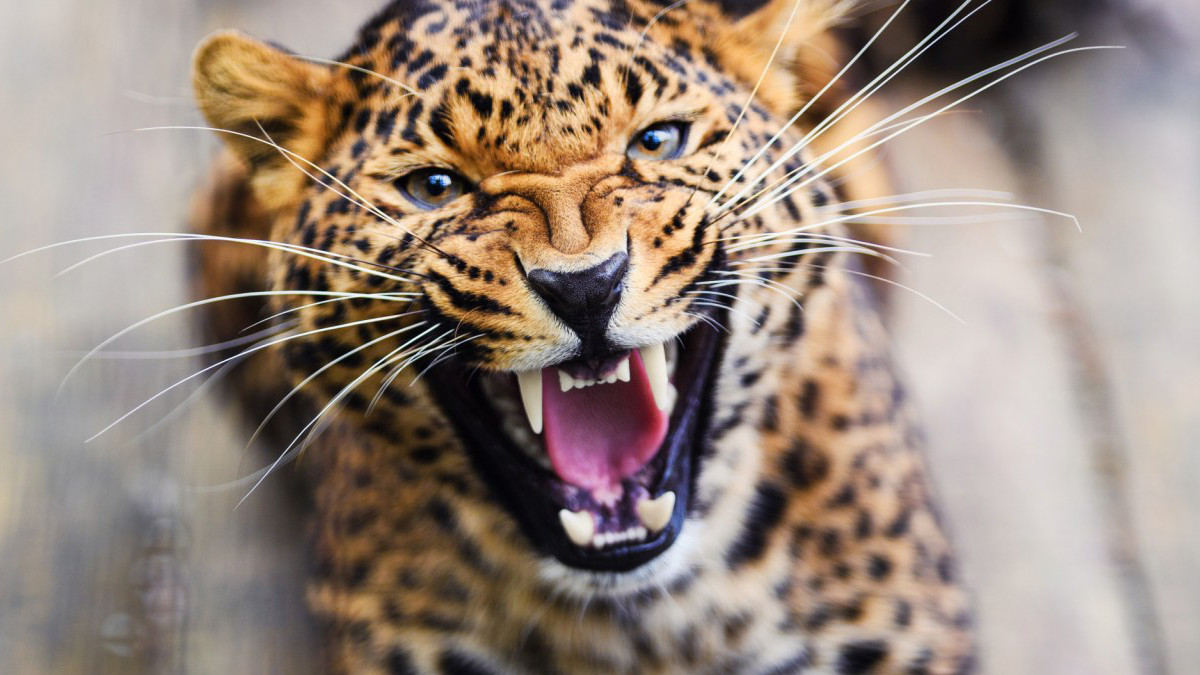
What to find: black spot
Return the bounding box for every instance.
[353,108,372,133]
[885,508,912,538]
[438,650,499,675]
[725,483,788,569]
[868,555,892,580]
[346,560,370,587]
[819,529,841,557]
[410,445,441,464]
[467,91,494,118]
[407,49,435,74]
[622,69,644,107]
[429,99,457,150]
[937,554,956,583]
[781,439,829,490]
[799,379,820,418]
[417,63,449,89]
[582,62,602,87]
[386,648,418,674]
[837,640,888,674]
[426,497,459,534]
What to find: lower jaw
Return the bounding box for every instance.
[426,317,726,573]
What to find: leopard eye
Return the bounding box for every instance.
[395,168,471,210]
[626,121,689,161]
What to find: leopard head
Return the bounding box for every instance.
[193,0,858,589]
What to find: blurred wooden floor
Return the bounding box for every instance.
[0,1,1196,673]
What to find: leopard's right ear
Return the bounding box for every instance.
[192,31,345,209]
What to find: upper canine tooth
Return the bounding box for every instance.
[558,509,595,547]
[616,357,631,383]
[636,491,676,534]
[558,369,574,393]
[517,370,543,434]
[639,343,670,411]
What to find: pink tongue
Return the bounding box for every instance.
[541,351,668,490]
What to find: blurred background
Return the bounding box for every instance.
[0,0,1196,672]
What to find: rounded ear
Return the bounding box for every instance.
[192,31,343,208]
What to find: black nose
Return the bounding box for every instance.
[526,252,628,350]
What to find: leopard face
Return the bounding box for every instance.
[194,0,849,588]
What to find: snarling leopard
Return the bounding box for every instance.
[189,0,975,671]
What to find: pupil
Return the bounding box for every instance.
[426,173,451,196]
[642,130,664,151]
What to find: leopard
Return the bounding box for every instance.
[187,0,976,671]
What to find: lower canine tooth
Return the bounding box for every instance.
[558,509,595,547]
[517,370,543,434]
[636,491,676,534]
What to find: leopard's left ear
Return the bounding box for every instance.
[710,0,854,114]
[192,30,347,210]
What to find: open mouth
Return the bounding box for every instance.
[427,319,725,572]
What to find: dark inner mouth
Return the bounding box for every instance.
[427,315,726,572]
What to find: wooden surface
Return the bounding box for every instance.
[0,1,1195,673]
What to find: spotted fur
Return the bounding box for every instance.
[190,0,974,671]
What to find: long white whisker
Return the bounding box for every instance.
[705,270,804,309]
[724,201,1081,251]
[828,188,1014,211]
[83,312,410,442]
[247,320,433,449]
[741,263,964,323]
[130,125,448,258]
[59,288,412,394]
[293,54,422,98]
[709,0,913,205]
[723,32,1078,221]
[687,299,762,327]
[234,336,436,507]
[409,333,484,387]
[12,231,418,285]
[240,293,412,333]
[65,321,294,360]
[626,0,693,69]
[368,328,455,412]
[716,0,988,210]
[732,42,1118,223]
[684,311,728,334]
[128,330,286,442]
[689,0,807,203]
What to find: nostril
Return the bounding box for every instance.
[525,252,629,328]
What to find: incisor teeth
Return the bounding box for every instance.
[558,509,595,547]
[616,357,631,383]
[516,370,543,434]
[639,343,670,411]
[558,369,574,393]
[636,491,676,534]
